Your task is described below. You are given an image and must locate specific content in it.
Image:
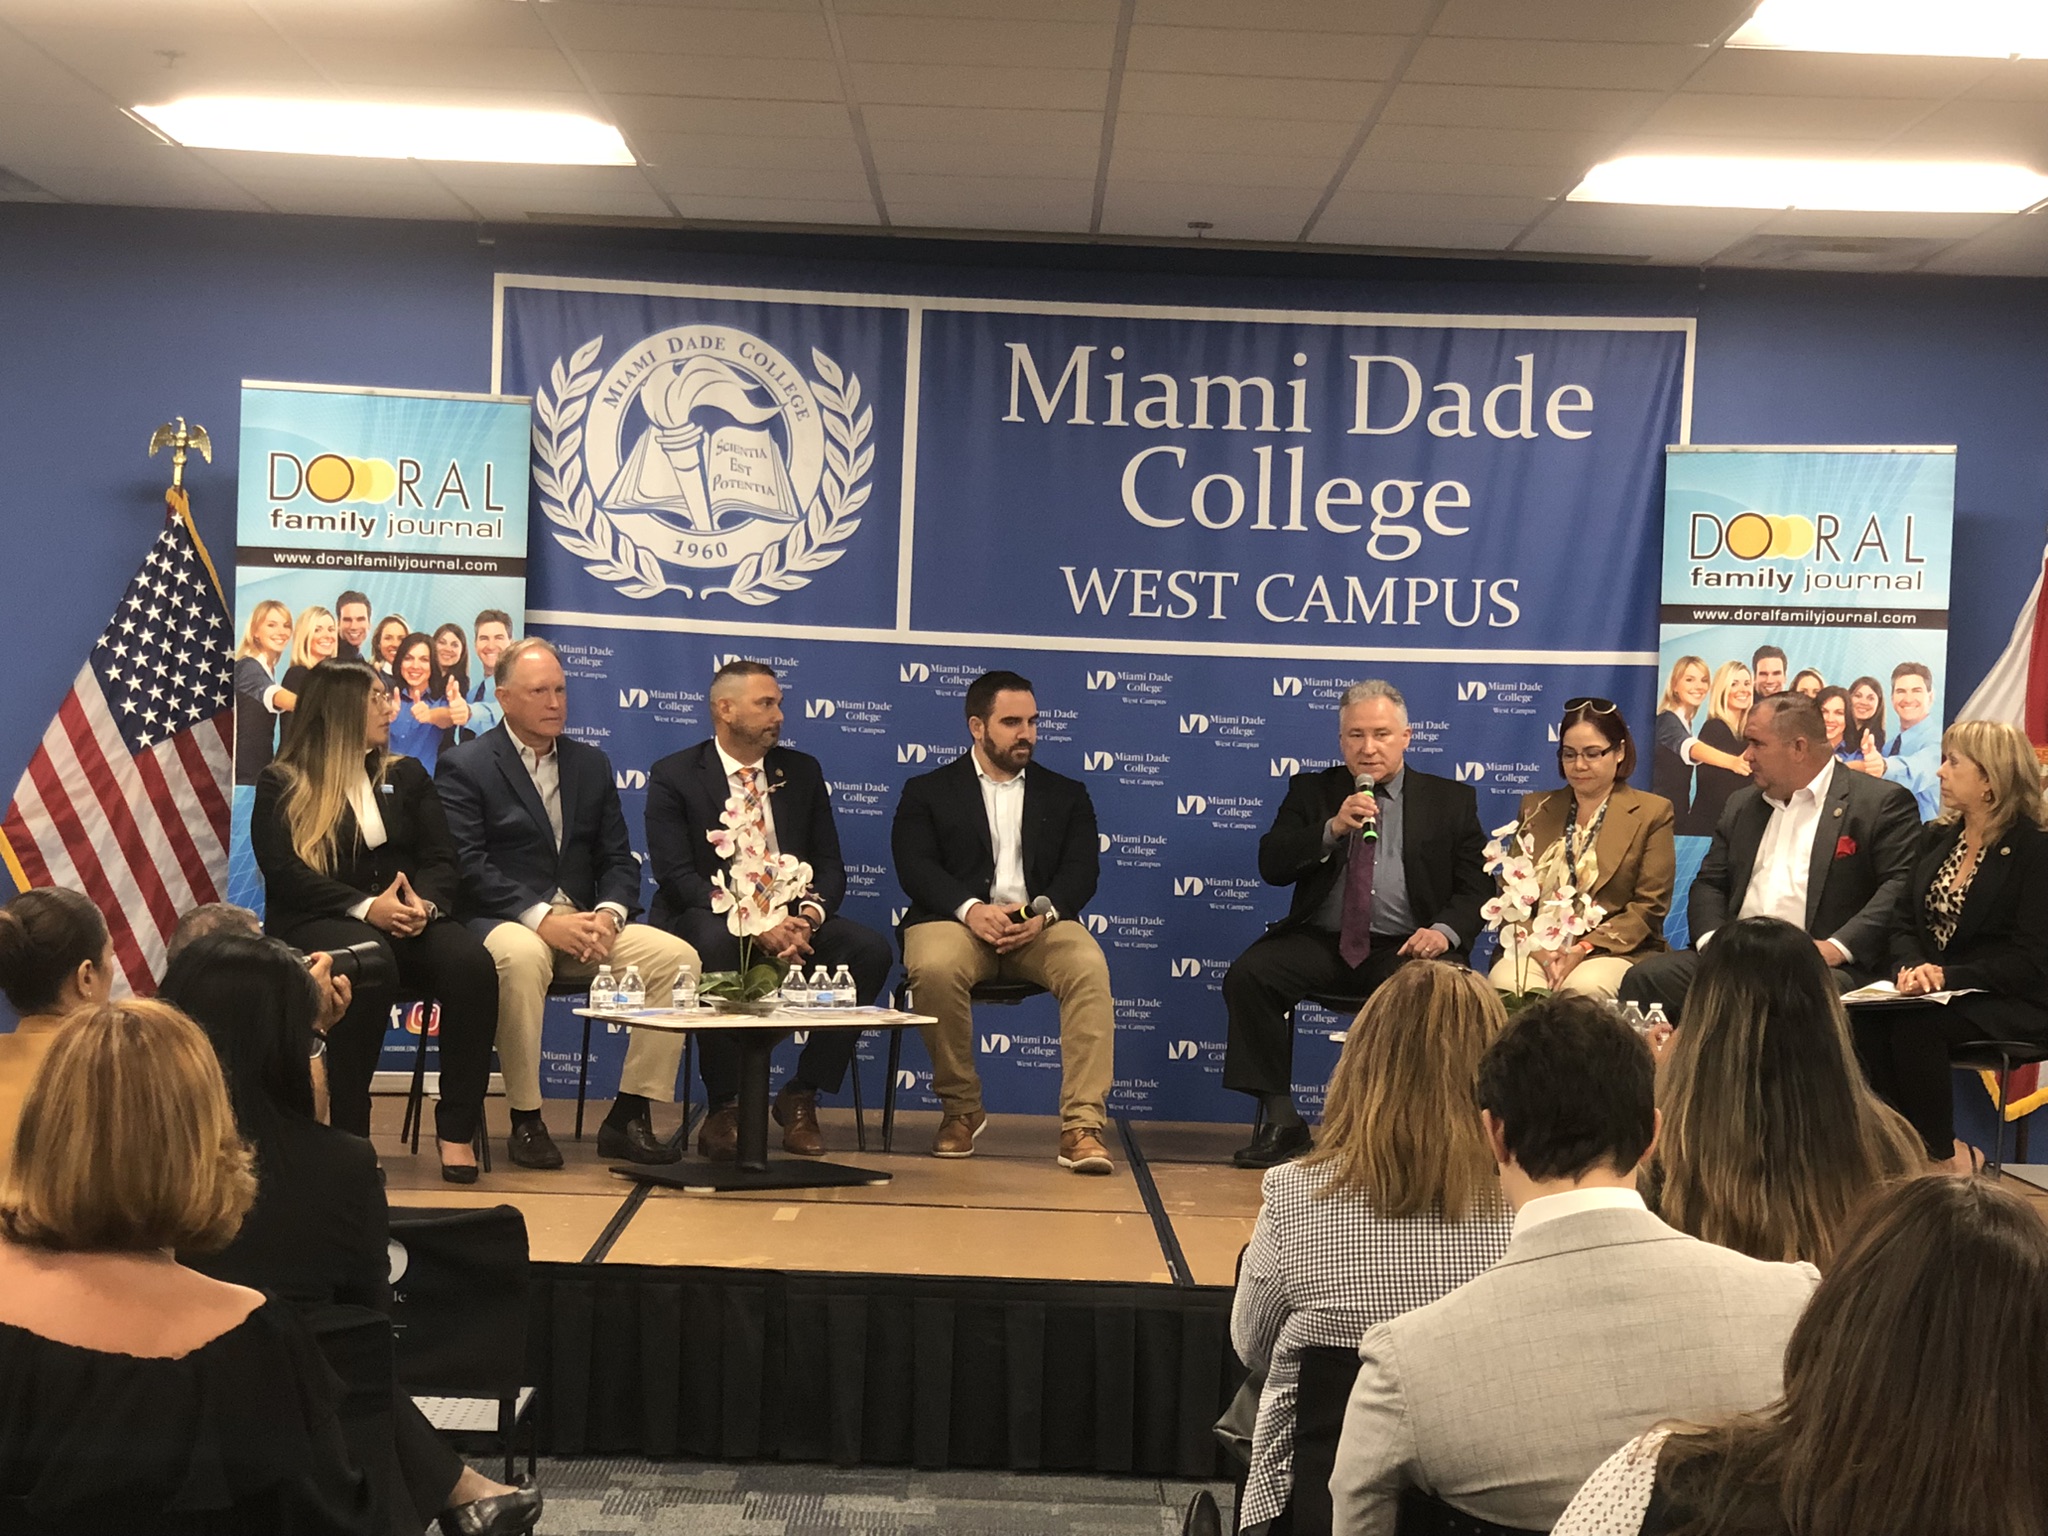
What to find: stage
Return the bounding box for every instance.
[371,1095,1260,1475]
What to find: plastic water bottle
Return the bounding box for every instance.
[1645,1003,1670,1032]
[830,963,856,1010]
[1620,1000,1648,1035]
[671,961,699,1012]
[620,963,645,1011]
[805,964,831,1009]
[589,964,616,1014]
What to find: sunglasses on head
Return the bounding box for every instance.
[1563,697,1618,715]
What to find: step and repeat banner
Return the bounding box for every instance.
[496,277,1692,1121]
[1654,447,1954,947]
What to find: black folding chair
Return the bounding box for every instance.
[306,1303,410,1536]
[1950,1038,2048,1177]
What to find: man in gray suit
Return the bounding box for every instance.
[1329,997,1818,1535]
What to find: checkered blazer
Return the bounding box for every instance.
[1230,1158,1513,1530]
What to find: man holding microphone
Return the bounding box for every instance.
[1220,679,1489,1167]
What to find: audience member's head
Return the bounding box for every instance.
[0,999,253,1253]
[1656,1176,2048,1536]
[163,902,259,968]
[1937,719,2047,838]
[0,888,111,1018]
[275,659,388,873]
[159,933,323,1138]
[1655,917,1922,1267]
[1476,994,1655,1192]
[1306,960,1507,1220]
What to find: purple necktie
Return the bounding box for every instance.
[1339,830,1375,968]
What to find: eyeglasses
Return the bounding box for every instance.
[1559,746,1614,765]
[1563,697,1618,714]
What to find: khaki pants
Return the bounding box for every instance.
[903,919,1115,1130]
[482,917,697,1111]
[1487,950,1636,1002]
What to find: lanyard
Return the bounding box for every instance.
[1563,794,1610,886]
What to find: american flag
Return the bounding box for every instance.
[0,488,234,994]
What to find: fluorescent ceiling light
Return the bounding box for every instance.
[132,96,634,165]
[1729,0,2048,58]
[1569,155,2048,213]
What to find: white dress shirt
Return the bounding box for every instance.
[954,752,1030,920]
[1731,756,1849,963]
[515,735,628,932]
[1510,1185,1646,1240]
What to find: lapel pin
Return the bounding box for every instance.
[1832,807,1843,817]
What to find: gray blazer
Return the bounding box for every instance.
[1329,1205,1819,1536]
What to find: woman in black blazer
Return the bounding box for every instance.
[1851,719,2048,1173]
[165,934,542,1536]
[250,659,497,1179]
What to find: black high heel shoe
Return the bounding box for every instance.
[436,1479,542,1536]
[438,1139,480,1185]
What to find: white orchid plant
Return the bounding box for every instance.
[1481,819,1606,1010]
[701,788,814,1004]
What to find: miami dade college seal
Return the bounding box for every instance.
[533,326,872,604]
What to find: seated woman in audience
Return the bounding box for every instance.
[1230,961,1513,1535]
[0,998,373,1534]
[1676,660,1753,836]
[1647,917,1921,1269]
[250,659,496,1177]
[0,888,111,1186]
[1489,697,1674,1001]
[1851,719,2048,1175]
[163,934,542,1536]
[1554,1174,2048,1536]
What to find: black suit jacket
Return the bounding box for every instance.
[251,754,460,936]
[891,752,1099,929]
[1890,820,2048,997]
[1689,763,1920,976]
[644,740,848,929]
[1258,763,1489,948]
[434,724,642,923]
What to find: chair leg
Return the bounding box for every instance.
[850,1031,869,1153]
[680,1033,694,1126]
[574,1013,593,1141]
[884,1027,904,1154]
[1991,1057,2013,1179]
[2019,1112,2032,1165]
[407,1010,429,1156]
[499,1397,514,1484]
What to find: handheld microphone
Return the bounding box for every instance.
[1014,894,1055,923]
[1355,771,1378,843]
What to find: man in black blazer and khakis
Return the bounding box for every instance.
[436,638,697,1169]
[892,670,1116,1174]
[1619,691,1921,1020]
[644,661,893,1160]
[1224,680,1488,1167]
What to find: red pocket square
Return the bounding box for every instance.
[1835,835,1858,858]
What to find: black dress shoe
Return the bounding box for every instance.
[1231,1120,1312,1169]
[437,1479,543,1536]
[507,1118,564,1170]
[598,1115,682,1165]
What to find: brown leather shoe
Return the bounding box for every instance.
[697,1103,739,1162]
[772,1084,824,1156]
[1058,1126,1114,1175]
[931,1109,989,1158]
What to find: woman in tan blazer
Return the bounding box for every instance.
[1488,699,1676,1000]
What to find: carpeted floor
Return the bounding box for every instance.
[518,1457,1232,1535]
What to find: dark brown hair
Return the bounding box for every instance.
[1656,1176,2048,1536]
[0,888,108,1015]
[1554,700,1637,782]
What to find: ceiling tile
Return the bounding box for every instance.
[1917,216,2048,274]
[1131,1,1431,33]
[1953,58,2048,103]
[1751,208,2008,240]
[889,181,1093,231]
[1640,91,1940,140]
[1118,71,1381,120]
[540,4,834,58]
[1685,49,1998,99]
[1322,188,1554,225]
[578,49,845,99]
[22,26,326,103]
[873,136,1097,178]
[608,95,855,139]
[292,42,586,94]
[1435,0,1753,45]
[265,0,555,47]
[1309,210,1528,250]
[1380,82,1663,132]
[1892,98,2048,153]
[1097,185,1316,241]
[1108,147,1337,189]
[1344,157,1579,199]
[1362,122,1613,169]
[1112,112,1360,156]
[835,14,1113,67]
[1124,26,1404,80]
[1405,36,1706,92]
[634,130,867,175]
[861,104,1101,148]
[643,161,874,202]
[834,0,1115,20]
[851,61,1107,110]
[664,194,881,226]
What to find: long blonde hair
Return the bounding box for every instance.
[1304,961,1507,1220]
[1662,654,1708,715]
[287,605,335,670]
[235,599,289,662]
[1936,720,2048,840]
[1708,659,1753,736]
[1652,917,1923,1268]
[272,659,386,874]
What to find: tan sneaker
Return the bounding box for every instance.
[932,1110,989,1158]
[1058,1126,1114,1175]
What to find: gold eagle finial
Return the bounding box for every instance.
[148,417,213,489]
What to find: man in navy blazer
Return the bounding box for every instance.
[436,638,697,1169]
[891,670,1117,1175]
[644,661,892,1160]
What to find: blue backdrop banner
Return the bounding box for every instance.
[496,277,1692,1122]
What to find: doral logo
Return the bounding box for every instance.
[896,743,928,764]
[532,323,872,603]
[1097,833,1111,853]
[979,1033,1013,1053]
[267,450,403,509]
[1176,795,1208,815]
[895,1068,919,1091]
[617,688,649,709]
[1084,913,1109,934]
[1178,714,1210,734]
[1167,1040,1200,1061]
[804,699,838,719]
[1270,757,1302,777]
[1690,509,1817,561]
[613,769,646,790]
[1457,681,1489,701]
[1173,876,1206,897]
[1272,676,1304,696]
[1082,751,1115,771]
[1455,762,1487,782]
[890,905,909,926]
[898,662,930,683]
[1169,958,1203,978]
[1086,670,1119,690]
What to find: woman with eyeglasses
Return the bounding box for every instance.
[1487,698,1675,1001]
